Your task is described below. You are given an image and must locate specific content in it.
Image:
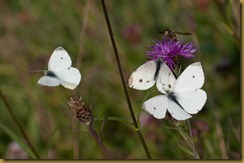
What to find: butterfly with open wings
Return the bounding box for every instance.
[142,62,207,120]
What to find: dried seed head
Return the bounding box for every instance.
[68,97,93,126]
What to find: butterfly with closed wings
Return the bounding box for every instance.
[142,62,207,121]
[37,47,81,90]
[129,60,170,90]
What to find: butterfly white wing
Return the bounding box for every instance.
[142,95,168,119]
[167,100,192,120]
[37,76,60,87]
[55,67,81,90]
[156,63,176,94]
[48,47,72,72]
[175,89,207,114]
[128,61,157,90]
[174,62,204,92]
[144,62,206,120]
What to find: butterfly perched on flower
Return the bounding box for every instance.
[142,62,207,120]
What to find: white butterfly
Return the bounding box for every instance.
[37,47,81,90]
[128,60,173,90]
[142,62,207,120]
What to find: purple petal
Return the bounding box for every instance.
[146,37,197,69]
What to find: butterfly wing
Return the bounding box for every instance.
[156,63,176,94]
[174,62,204,92]
[175,89,207,114]
[48,47,72,72]
[128,60,157,90]
[173,62,207,114]
[167,100,192,120]
[142,95,168,119]
[55,67,81,90]
[37,76,60,87]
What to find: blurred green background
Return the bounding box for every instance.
[0,0,240,159]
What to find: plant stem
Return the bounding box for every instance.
[0,89,40,159]
[100,0,151,159]
[175,120,200,159]
[87,124,113,159]
[100,0,137,127]
[187,120,198,159]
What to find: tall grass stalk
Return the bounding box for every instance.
[100,0,152,159]
[0,89,40,159]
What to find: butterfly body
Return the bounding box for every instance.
[37,47,81,90]
[154,60,162,80]
[45,70,57,78]
[166,91,176,102]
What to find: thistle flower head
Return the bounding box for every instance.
[68,97,93,126]
[146,37,197,69]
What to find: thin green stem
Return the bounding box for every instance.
[136,130,152,158]
[100,0,137,127]
[100,0,151,159]
[187,120,199,159]
[174,121,200,159]
[0,89,40,159]
[87,123,113,159]
[213,0,240,49]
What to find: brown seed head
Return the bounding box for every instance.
[68,97,93,126]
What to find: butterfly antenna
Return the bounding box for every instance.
[44,62,48,70]
[28,63,48,74]
[28,70,45,74]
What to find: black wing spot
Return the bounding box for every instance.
[153,107,156,110]
[192,75,195,78]
[162,83,165,86]
[146,80,150,83]
[68,67,70,70]
[60,57,63,59]
[168,84,171,88]
[139,79,143,83]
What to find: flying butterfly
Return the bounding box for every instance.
[37,47,81,90]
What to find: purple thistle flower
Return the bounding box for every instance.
[146,38,197,69]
